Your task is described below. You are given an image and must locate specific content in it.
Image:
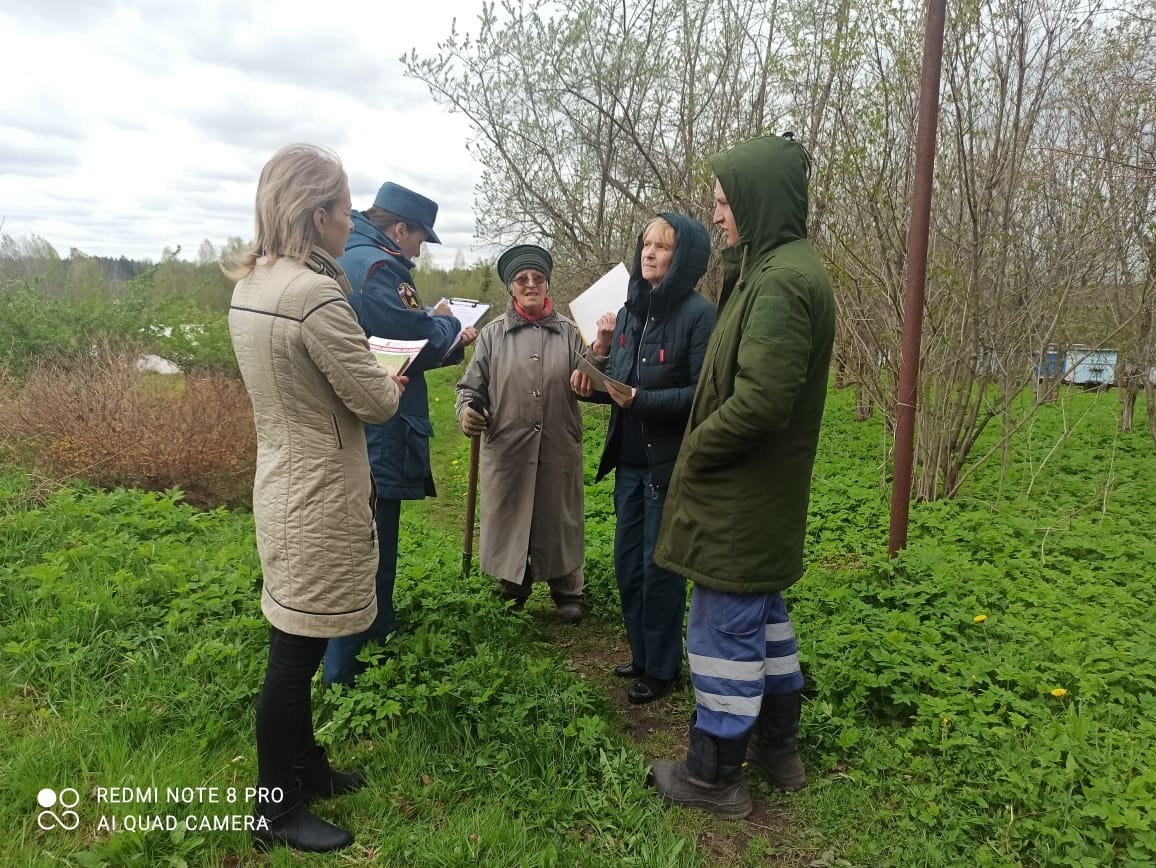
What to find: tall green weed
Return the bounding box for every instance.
[791,387,1156,865]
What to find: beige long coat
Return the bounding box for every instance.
[456,303,592,583]
[229,249,401,638]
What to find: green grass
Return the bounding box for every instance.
[2,368,1154,866]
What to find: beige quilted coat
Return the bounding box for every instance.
[229,249,400,638]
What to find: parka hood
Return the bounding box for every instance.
[711,135,810,260]
[626,212,710,318]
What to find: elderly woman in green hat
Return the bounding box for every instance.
[456,245,614,622]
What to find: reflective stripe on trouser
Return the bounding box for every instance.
[686,585,804,741]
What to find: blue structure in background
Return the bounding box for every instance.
[1064,347,1117,389]
[1037,348,1065,380]
[1037,345,1119,389]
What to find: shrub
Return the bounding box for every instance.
[0,278,238,379]
[0,342,255,507]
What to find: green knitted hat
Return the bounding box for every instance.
[497,244,553,285]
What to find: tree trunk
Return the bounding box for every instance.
[1121,366,1139,433]
[1148,380,1156,448]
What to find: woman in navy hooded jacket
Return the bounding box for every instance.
[323,182,477,685]
[573,213,714,704]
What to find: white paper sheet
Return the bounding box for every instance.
[568,263,629,344]
[438,297,492,357]
[439,297,491,330]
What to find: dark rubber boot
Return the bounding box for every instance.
[648,729,752,818]
[251,785,353,853]
[747,691,807,791]
[295,744,367,803]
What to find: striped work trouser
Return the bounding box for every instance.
[686,585,804,741]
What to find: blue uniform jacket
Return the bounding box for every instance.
[339,211,464,499]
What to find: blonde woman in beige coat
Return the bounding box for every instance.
[228,144,403,853]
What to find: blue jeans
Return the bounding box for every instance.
[686,586,804,741]
[614,466,686,682]
[323,497,401,685]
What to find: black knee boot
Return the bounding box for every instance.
[747,691,807,791]
[251,785,353,853]
[295,744,367,803]
[648,728,753,818]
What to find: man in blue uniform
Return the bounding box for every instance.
[323,182,477,685]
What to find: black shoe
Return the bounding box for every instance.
[628,676,673,704]
[613,662,643,678]
[251,786,353,853]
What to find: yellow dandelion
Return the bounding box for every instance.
[434,397,441,402]
[452,460,459,466]
[942,716,950,726]
[973,614,987,623]
[1050,688,1067,698]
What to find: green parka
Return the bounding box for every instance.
[654,135,835,593]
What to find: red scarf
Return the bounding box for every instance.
[514,297,553,323]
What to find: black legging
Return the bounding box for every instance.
[256,626,328,794]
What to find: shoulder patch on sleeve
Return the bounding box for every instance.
[750,295,790,340]
[396,282,422,310]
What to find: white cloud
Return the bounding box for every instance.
[0,0,498,267]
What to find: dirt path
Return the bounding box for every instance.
[536,614,813,867]
[419,379,817,865]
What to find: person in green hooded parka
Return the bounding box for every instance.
[648,134,836,818]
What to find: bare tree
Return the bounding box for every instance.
[1060,4,1156,440]
[407,0,1156,500]
[405,0,806,299]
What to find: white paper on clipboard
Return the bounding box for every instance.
[568,263,629,344]
[575,353,630,394]
[438,297,491,358]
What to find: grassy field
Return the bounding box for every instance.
[2,369,1154,866]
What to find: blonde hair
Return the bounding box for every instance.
[642,216,676,247]
[225,144,348,278]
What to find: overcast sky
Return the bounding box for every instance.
[0,0,495,267]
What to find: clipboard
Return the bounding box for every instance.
[439,297,491,358]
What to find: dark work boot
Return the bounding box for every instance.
[295,744,367,803]
[554,600,584,624]
[496,580,528,611]
[747,691,807,791]
[648,729,752,818]
[550,591,584,624]
[251,785,353,853]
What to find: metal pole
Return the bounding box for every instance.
[889,0,949,557]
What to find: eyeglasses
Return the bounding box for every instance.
[512,272,548,288]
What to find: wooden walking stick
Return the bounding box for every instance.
[461,397,487,579]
